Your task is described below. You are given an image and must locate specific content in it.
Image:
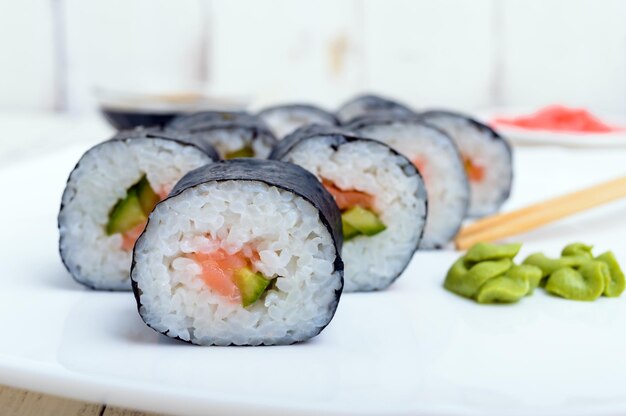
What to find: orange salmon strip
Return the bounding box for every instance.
[322,179,374,211]
[190,249,255,302]
[463,157,485,182]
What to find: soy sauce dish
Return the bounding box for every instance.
[98,89,246,130]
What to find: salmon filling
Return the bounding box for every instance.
[190,248,270,307]
[463,156,485,182]
[322,179,374,211]
[322,178,386,240]
[191,249,247,302]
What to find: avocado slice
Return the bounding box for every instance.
[233,267,271,307]
[136,175,160,215]
[342,217,361,241]
[341,206,386,237]
[225,145,254,159]
[106,187,147,235]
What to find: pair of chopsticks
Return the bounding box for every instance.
[454,176,626,250]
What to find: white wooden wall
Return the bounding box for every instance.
[1,0,625,113]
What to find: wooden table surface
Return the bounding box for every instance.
[0,384,164,416]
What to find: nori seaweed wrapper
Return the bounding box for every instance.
[168,111,259,131]
[257,104,339,126]
[419,109,512,152]
[268,124,352,160]
[341,111,423,132]
[343,112,457,151]
[336,94,417,125]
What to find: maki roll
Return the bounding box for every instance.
[131,159,343,346]
[419,110,513,217]
[168,111,277,159]
[257,103,339,139]
[270,125,427,291]
[58,128,219,290]
[349,117,469,249]
[336,94,415,125]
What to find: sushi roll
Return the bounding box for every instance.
[349,116,469,249]
[257,103,339,139]
[270,125,427,291]
[167,111,277,159]
[419,110,513,217]
[131,159,343,346]
[58,128,219,290]
[336,94,416,125]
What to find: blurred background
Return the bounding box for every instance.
[4,0,626,112]
[1,0,626,160]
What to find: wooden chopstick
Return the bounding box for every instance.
[454,175,626,250]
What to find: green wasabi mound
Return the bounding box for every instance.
[476,265,537,304]
[523,253,589,278]
[444,242,521,303]
[445,258,512,298]
[561,242,594,259]
[545,262,607,301]
[465,242,522,262]
[520,264,544,295]
[445,242,624,304]
[524,242,624,301]
[594,251,624,297]
[444,258,472,297]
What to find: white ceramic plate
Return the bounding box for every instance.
[477,109,626,147]
[1,145,626,416]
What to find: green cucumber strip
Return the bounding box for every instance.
[341,206,386,237]
[136,175,160,215]
[225,146,254,159]
[106,187,147,235]
[233,267,271,307]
